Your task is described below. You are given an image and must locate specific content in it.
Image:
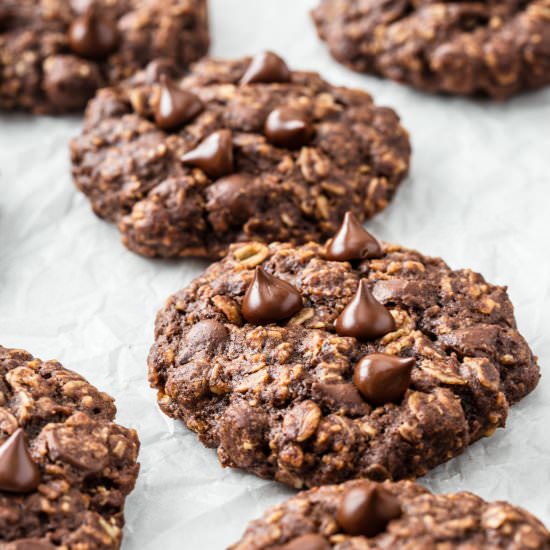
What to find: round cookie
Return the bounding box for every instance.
[70,52,411,259]
[0,346,140,549]
[0,0,209,113]
[230,479,550,549]
[311,0,550,99]
[148,214,539,488]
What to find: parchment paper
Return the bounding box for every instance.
[1,1,549,548]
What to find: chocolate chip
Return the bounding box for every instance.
[335,280,396,341]
[154,75,203,131]
[68,10,118,60]
[325,211,383,262]
[206,174,254,225]
[353,353,415,406]
[186,320,229,353]
[242,267,303,325]
[145,58,180,83]
[181,129,234,179]
[336,482,402,537]
[240,51,291,85]
[46,427,109,473]
[0,429,40,493]
[264,107,313,149]
[276,534,331,550]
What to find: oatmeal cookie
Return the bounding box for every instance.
[0,346,140,549]
[312,0,550,99]
[149,214,539,488]
[0,0,209,113]
[70,52,410,259]
[231,479,550,549]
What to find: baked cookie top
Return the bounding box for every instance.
[312,0,550,99]
[230,479,550,549]
[0,0,209,113]
[70,52,411,259]
[0,346,140,549]
[148,214,539,488]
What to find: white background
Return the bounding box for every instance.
[1,1,550,548]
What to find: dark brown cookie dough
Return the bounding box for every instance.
[70,53,411,259]
[312,0,550,99]
[148,235,539,488]
[230,480,550,549]
[0,346,140,549]
[0,0,209,114]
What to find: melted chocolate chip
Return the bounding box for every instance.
[154,76,203,131]
[240,51,292,85]
[46,428,109,473]
[0,429,40,493]
[181,129,234,179]
[186,319,229,352]
[276,534,331,550]
[264,107,313,149]
[353,353,415,406]
[242,267,303,325]
[335,280,396,341]
[68,10,118,60]
[325,211,383,262]
[337,482,402,537]
[207,174,254,224]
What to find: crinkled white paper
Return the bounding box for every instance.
[1,1,550,548]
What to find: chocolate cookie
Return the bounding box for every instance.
[230,479,550,549]
[148,213,539,488]
[0,0,209,113]
[312,1,550,99]
[0,346,140,549]
[70,52,411,259]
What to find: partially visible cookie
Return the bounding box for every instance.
[0,0,209,113]
[148,213,539,488]
[312,1,550,99]
[70,52,411,259]
[230,479,550,549]
[0,346,140,549]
